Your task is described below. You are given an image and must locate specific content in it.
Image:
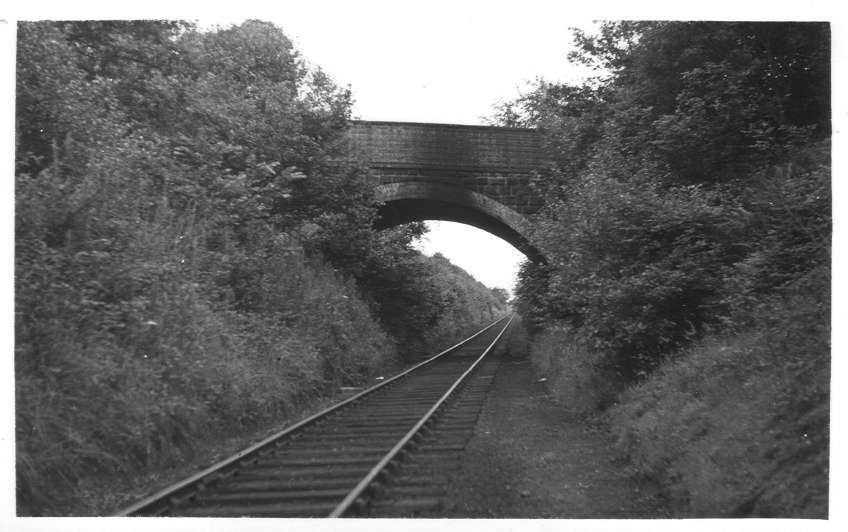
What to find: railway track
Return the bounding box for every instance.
[116,315,513,517]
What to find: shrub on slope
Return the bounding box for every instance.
[605,279,829,517]
[15,239,395,515]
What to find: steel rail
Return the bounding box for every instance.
[114,315,508,517]
[328,314,514,517]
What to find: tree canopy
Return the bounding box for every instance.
[502,21,830,380]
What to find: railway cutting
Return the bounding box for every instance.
[116,316,513,518]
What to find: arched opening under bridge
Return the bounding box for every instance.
[373,181,543,263]
[345,120,547,263]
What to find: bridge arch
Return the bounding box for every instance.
[345,120,547,262]
[373,182,544,262]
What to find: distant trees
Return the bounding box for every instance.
[490,287,510,307]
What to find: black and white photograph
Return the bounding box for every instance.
[2,1,842,530]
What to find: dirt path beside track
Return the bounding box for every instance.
[442,356,669,518]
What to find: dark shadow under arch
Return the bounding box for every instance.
[373,182,545,263]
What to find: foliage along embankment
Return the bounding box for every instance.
[15,20,506,515]
[501,22,830,517]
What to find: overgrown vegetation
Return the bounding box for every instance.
[608,287,829,517]
[501,22,830,517]
[15,20,505,515]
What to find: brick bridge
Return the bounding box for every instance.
[345,121,545,261]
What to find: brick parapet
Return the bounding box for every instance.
[347,120,545,218]
[348,121,541,172]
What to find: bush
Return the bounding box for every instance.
[15,240,397,515]
[523,176,740,381]
[605,285,828,517]
[529,326,618,415]
[509,22,830,389]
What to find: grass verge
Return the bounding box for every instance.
[527,289,829,517]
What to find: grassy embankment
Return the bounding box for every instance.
[526,273,829,517]
[16,238,505,516]
[16,243,390,515]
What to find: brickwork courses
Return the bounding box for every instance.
[347,121,545,217]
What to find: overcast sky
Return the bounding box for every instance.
[266,5,595,124]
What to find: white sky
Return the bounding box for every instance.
[413,221,524,292]
[268,5,596,124]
